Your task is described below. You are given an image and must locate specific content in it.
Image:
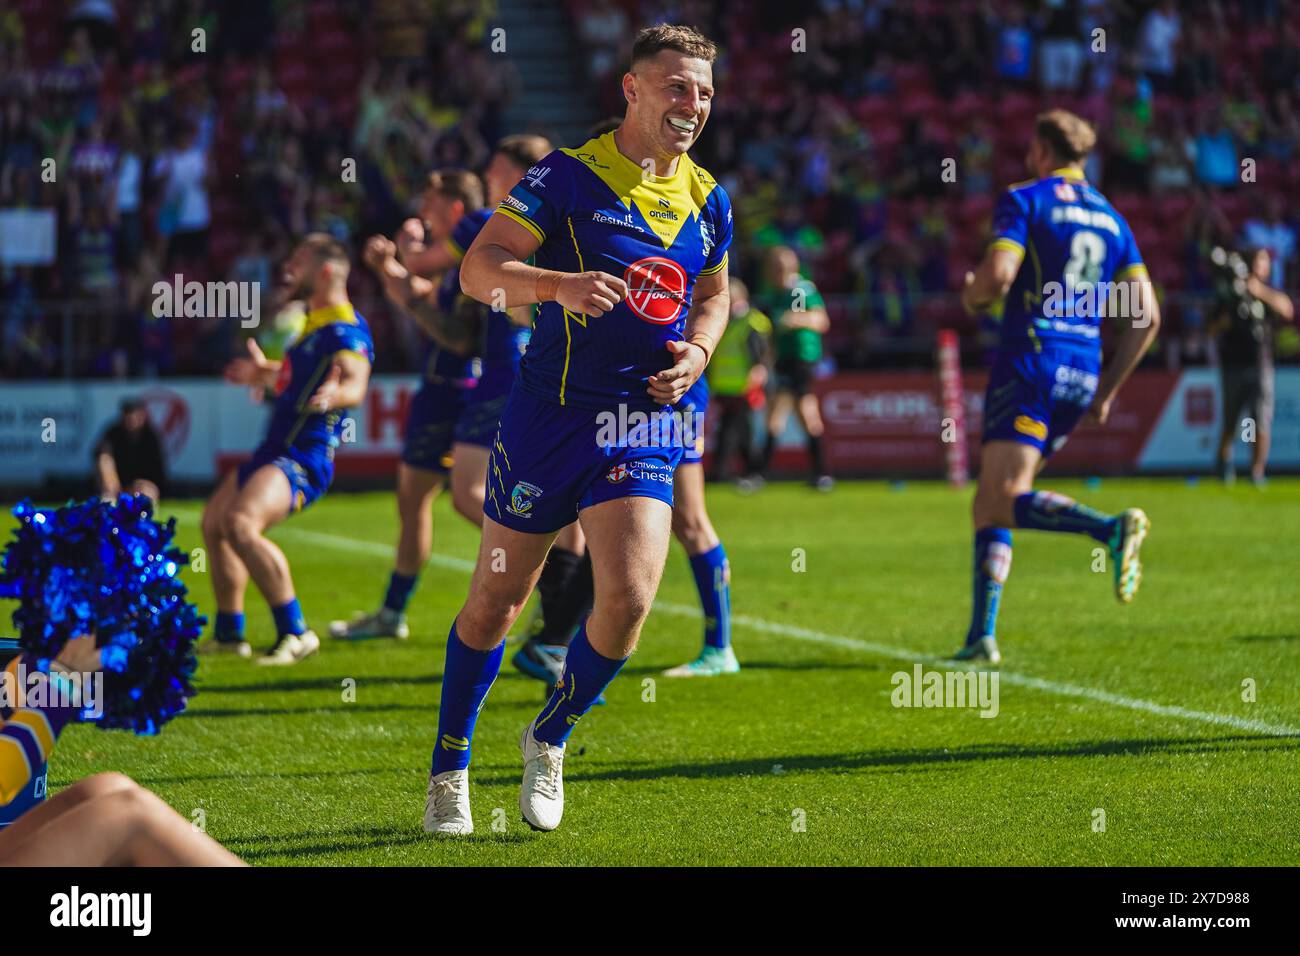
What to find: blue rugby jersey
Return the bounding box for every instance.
[493,131,733,410]
[435,207,529,384]
[263,302,374,458]
[990,167,1147,356]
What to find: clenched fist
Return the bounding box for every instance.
[555,271,628,316]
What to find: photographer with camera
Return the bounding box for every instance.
[1211,246,1294,486]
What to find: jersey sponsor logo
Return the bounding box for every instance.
[592,210,647,234]
[700,220,716,259]
[648,198,680,222]
[606,460,674,485]
[1054,182,1078,203]
[577,151,610,169]
[509,480,543,517]
[1013,415,1048,441]
[624,256,687,324]
[525,165,551,189]
[501,187,543,220]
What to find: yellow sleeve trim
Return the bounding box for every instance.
[1116,263,1149,281]
[495,206,546,245]
[0,735,33,805]
[7,709,55,756]
[990,238,1025,257]
[699,251,729,276]
[445,237,466,262]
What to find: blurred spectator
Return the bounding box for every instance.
[1241,196,1297,288]
[1039,0,1085,92]
[152,119,210,269]
[1193,110,1240,187]
[993,4,1035,85]
[1138,0,1181,94]
[94,397,165,502]
[2,0,1297,380]
[1213,248,1295,485]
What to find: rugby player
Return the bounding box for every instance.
[956,110,1160,664]
[199,234,374,664]
[331,137,552,641]
[424,24,732,833]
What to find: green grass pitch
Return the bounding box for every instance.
[28,478,1300,865]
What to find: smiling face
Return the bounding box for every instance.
[623,49,714,162]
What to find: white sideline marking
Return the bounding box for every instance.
[652,602,1300,738]
[171,510,1300,739]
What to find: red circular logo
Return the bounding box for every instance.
[623,256,686,324]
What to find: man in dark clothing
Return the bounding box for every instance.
[94,398,165,502]
[1213,248,1295,486]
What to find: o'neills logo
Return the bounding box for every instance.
[623,256,686,324]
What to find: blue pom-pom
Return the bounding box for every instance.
[0,496,203,734]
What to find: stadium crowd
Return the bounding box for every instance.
[1,0,1298,379]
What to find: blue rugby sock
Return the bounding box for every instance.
[271,598,306,637]
[966,528,1012,646]
[215,611,245,643]
[383,572,418,615]
[1013,491,1118,543]
[431,623,504,775]
[688,544,731,650]
[532,625,625,746]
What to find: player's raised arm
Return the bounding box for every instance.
[364,235,437,308]
[648,265,730,404]
[460,213,627,315]
[364,235,475,354]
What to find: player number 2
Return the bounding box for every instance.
[1064,230,1105,287]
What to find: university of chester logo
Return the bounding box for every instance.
[623,256,686,324]
[606,463,629,483]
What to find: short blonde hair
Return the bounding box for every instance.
[631,24,717,66]
[1035,109,1097,163]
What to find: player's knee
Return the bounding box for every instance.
[456,598,516,649]
[972,487,1013,528]
[69,771,136,803]
[672,509,713,552]
[200,505,224,542]
[451,485,483,523]
[598,587,654,633]
[223,510,263,549]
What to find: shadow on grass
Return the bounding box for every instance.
[224,824,535,861]
[1232,634,1300,643]
[470,734,1300,786]
[182,702,434,719]
[135,765,414,787]
[195,674,442,694]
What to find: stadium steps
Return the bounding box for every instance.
[497,0,599,148]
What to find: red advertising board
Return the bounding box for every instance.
[815,369,1181,475]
